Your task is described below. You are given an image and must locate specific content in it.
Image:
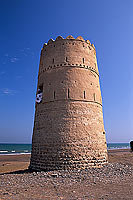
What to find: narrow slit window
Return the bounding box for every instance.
[54,91,55,99]
[53,58,54,64]
[66,57,68,62]
[93,93,95,101]
[84,91,86,99]
[83,58,84,63]
[68,88,70,98]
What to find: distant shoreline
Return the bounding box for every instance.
[0,153,31,156]
[0,147,130,156]
[0,143,130,156]
[0,148,131,157]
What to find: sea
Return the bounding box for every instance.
[0,143,130,155]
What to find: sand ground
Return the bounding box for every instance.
[0,149,133,200]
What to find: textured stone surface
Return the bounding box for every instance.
[29,35,108,171]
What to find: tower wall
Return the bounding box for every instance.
[30,36,108,170]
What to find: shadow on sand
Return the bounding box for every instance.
[0,167,58,175]
[0,168,32,175]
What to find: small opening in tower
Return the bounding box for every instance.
[36,85,43,104]
[83,58,84,63]
[84,91,86,99]
[68,88,70,98]
[93,93,96,101]
[66,57,68,62]
[39,85,43,92]
[54,91,55,99]
[53,58,54,64]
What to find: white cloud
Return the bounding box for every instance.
[1,46,34,66]
[0,88,16,95]
[20,47,34,57]
[10,57,19,63]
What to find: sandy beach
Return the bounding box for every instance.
[0,149,133,199]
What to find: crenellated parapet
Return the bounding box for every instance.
[41,35,96,51]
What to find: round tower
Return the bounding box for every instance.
[29,35,108,171]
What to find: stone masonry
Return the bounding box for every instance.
[29,35,108,171]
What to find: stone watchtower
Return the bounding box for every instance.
[29,35,108,171]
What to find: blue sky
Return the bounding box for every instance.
[0,0,132,143]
